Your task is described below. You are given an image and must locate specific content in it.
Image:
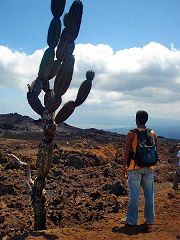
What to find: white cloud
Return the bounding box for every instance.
[0,42,180,123]
[0,46,43,90]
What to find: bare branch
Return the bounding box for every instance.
[7,153,33,185]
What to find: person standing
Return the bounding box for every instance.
[172,143,180,190]
[122,110,158,226]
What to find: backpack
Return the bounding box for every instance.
[130,128,158,167]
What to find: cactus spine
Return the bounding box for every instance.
[27,0,95,230]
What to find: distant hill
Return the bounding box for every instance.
[0,113,179,141]
[0,113,121,143]
[0,113,82,140]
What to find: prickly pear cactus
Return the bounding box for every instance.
[27,0,95,230]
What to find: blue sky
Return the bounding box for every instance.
[1,0,180,52]
[0,0,180,133]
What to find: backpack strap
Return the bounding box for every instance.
[146,128,152,134]
[129,128,140,135]
[130,128,147,140]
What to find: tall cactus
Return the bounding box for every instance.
[27,0,95,230]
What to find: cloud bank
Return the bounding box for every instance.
[0,42,180,124]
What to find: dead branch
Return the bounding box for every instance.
[7,153,33,195]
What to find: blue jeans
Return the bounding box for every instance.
[126,168,154,225]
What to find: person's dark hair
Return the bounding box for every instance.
[136,110,148,125]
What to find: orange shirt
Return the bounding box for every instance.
[124,128,158,171]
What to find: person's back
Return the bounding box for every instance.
[122,110,158,226]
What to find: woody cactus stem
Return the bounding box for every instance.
[32,136,55,230]
[27,0,95,230]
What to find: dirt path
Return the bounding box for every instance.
[26,183,180,240]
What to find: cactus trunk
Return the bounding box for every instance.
[32,177,46,230]
[31,120,55,230]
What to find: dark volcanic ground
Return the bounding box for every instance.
[0,113,179,240]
